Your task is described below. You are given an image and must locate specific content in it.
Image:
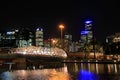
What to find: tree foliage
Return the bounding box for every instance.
[104,42,120,55]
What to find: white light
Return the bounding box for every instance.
[10,46,67,58]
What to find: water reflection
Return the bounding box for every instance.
[66,63,120,80]
[78,70,98,80]
[0,62,120,80]
[0,69,71,80]
[66,63,120,74]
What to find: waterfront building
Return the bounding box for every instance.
[35,27,44,47]
[15,28,34,47]
[106,32,120,43]
[69,41,80,52]
[0,28,34,48]
[64,34,72,53]
[1,30,16,48]
[104,32,120,57]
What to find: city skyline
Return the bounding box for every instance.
[0,0,120,42]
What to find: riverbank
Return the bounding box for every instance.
[0,53,65,65]
[0,53,120,64]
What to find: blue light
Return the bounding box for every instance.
[81,31,88,35]
[78,70,98,80]
[6,31,15,35]
[85,21,92,24]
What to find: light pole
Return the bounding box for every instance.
[59,24,64,48]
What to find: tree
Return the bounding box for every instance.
[104,42,120,55]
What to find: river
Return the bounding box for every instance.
[0,62,120,80]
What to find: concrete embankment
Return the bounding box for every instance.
[0,53,120,64]
[0,53,65,70]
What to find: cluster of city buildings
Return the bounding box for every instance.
[0,21,120,56]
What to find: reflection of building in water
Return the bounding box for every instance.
[48,69,70,80]
[1,63,120,80]
[66,62,120,75]
[107,64,118,73]
[78,70,98,80]
[0,68,71,80]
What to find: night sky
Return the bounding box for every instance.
[0,0,120,42]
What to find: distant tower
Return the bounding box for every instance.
[84,20,93,44]
[35,27,43,46]
[64,34,72,52]
[80,20,93,46]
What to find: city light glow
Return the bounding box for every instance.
[0,67,70,80]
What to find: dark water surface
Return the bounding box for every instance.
[0,62,120,80]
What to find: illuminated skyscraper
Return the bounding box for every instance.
[35,27,44,46]
[84,20,93,43]
[80,20,93,47]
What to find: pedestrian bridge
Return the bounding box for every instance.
[9,46,67,58]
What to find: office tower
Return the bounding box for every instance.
[35,27,44,46]
[80,20,93,46]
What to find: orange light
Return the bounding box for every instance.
[52,40,56,43]
[59,25,64,29]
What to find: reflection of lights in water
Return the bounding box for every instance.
[33,66,36,70]
[74,62,78,72]
[0,68,71,80]
[107,64,118,74]
[0,71,13,80]
[114,64,117,73]
[78,70,98,80]
[96,63,99,74]
[88,63,90,72]
[64,66,68,73]
[48,69,70,80]
[58,65,68,73]
[9,46,67,58]
[107,64,111,73]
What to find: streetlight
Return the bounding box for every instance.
[52,39,56,47]
[59,24,64,48]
